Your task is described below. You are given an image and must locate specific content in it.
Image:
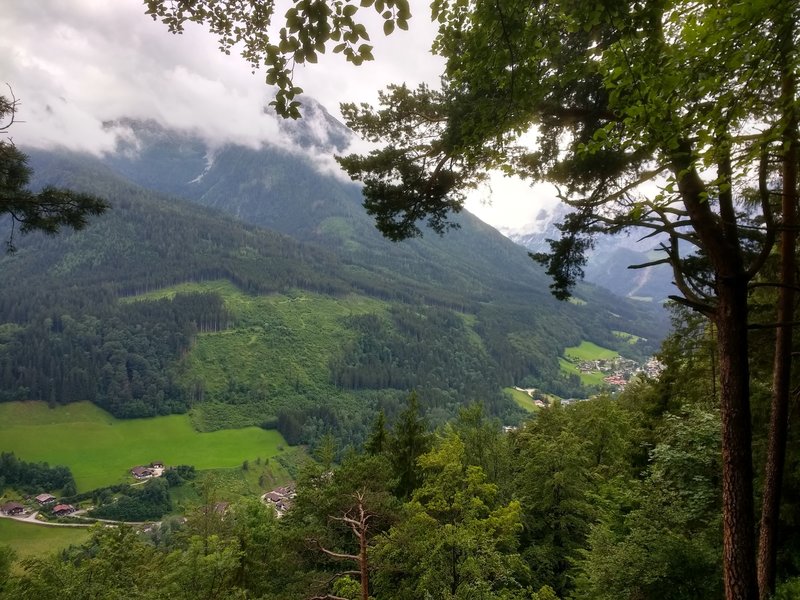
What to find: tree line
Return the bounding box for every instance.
[0,452,75,497]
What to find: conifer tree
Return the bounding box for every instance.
[388,391,430,498]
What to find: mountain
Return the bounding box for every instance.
[0,106,669,445]
[501,203,677,303]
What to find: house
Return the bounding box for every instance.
[150,461,164,469]
[263,491,284,503]
[1,502,25,516]
[35,493,56,505]
[131,466,154,479]
[262,485,296,518]
[52,504,75,516]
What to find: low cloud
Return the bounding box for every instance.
[2,0,554,229]
[1,1,439,154]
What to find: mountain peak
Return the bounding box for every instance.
[266,95,353,154]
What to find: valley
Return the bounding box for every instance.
[1,2,796,597]
[0,400,302,556]
[0,116,670,571]
[0,519,91,564]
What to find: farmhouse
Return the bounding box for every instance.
[35,493,56,505]
[262,485,296,518]
[131,466,155,479]
[52,503,76,516]
[263,491,283,503]
[1,502,25,516]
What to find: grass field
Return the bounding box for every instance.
[563,341,620,362]
[504,387,541,412]
[0,519,91,561]
[613,330,642,344]
[0,401,289,492]
[559,359,607,386]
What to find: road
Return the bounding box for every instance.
[0,509,156,528]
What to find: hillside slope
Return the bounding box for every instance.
[0,131,669,444]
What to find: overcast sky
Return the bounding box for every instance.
[1,0,558,230]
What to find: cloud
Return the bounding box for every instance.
[2,1,287,153]
[1,0,554,228]
[1,1,439,149]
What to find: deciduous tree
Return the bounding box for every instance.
[335,5,799,599]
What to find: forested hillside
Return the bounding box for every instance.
[0,143,667,446]
[3,315,799,600]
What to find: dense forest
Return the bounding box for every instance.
[2,310,799,599]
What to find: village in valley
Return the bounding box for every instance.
[512,354,665,414]
[0,493,76,520]
[577,356,665,388]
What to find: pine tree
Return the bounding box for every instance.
[388,391,430,498]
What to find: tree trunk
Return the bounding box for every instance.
[758,40,798,600]
[359,516,369,600]
[672,136,760,600]
[716,279,759,600]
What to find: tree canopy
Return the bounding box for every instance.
[144,0,411,118]
[336,5,799,600]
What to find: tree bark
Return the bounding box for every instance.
[758,37,798,600]
[672,144,759,600]
[716,278,759,600]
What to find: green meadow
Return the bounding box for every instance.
[0,519,91,562]
[0,401,287,492]
[559,359,607,386]
[563,341,620,362]
[613,330,642,344]
[504,387,541,413]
